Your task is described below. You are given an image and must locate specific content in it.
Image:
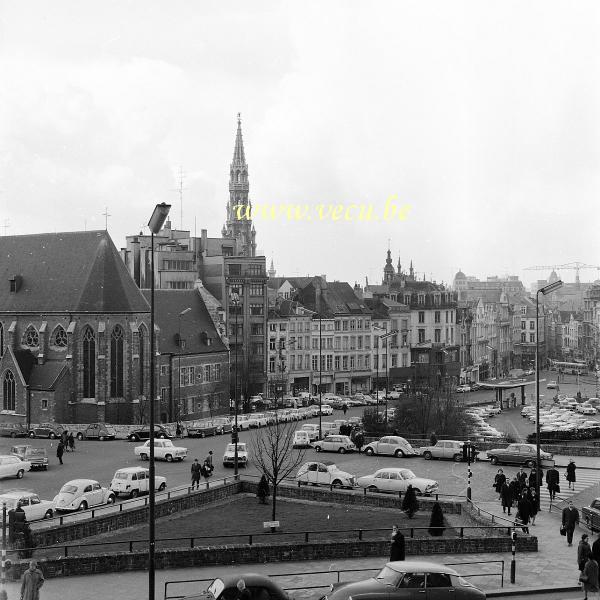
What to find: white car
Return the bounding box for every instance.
[0,455,30,479]
[296,460,356,488]
[293,431,313,448]
[247,413,268,428]
[363,436,419,458]
[53,478,115,512]
[110,467,167,498]
[0,491,54,520]
[357,468,439,496]
[319,404,334,416]
[301,423,321,441]
[456,385,472,393]
[313,435,356,454]
[134,439,187,462]
[223,443,248,468]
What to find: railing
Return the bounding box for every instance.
[466,499,519,527]
[163,561,505,600]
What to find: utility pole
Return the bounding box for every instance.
[174,166,187,230]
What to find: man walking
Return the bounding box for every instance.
[190,459,202,491]
[56,440,64,465]
[20,560,44,600]
[562,500,580,547]
[546,465,560,501]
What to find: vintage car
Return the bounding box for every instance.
[293,431,313,448]
[186,420,218,438]
[223,443,248,468]
[363,436,419,458]
[10,445,48,470]
[357,468,439,496]
[53,478,115,512]
[212,417,232,435]
[0,455,30,479]
[421,440,478,462]
[128,425,170,441]
[28,423,65,439]
[0,491,55,520]
[182,573,292,600]
[296,460,356,489]
[321,560,485,600]
[582,498,600,533]
[134,439,187,462]
[313,435,356,454]
[0,423,28,438]
[110,467,167,498]
[486,443,554,468]
[76,423,116,441]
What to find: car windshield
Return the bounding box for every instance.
[59,485,78,494]
[375,566,403,586]
[207,578,225,599]
[26,449,46,457]
[402,470,416,479]
[114,472,129,480]
[226,444,246,452]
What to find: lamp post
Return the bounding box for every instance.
[230,290,240,477]
[318,314,322,439]
[147,202,171,600]
[177,308,191,424]
[379,330,398,425]
[536,280,563,507]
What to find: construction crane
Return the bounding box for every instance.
[524,262,600,283]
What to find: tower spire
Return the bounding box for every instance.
[232,112,246,165]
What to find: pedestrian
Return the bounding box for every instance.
[516,467,527,491]
[202,460,211,482]
[429,432,438,446]
[581,555,600,600]
[579,534,593,574]
[56,441,64,465]
[236,579,252,600]
[592,534,600,564]
[528,468,539,490]
[527,488,539,525]
[190,459,202,490]
[567,459,577,491]
[517,492,531,534]
[68,433,75,452]
[494,469,506,500]
[206,451,214,474]
[20,560,44,600]
[546,465,560,501]
[390,525,405,561]
[257,475,270,504]
[402,485,419,519]
[176,423,182,438]
[562,500,580,547]
[508,475,520,511]
[354,430,364,453]
[500,481,513,516]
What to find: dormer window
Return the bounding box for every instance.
[201,332,212,346]
[9,275,22,293]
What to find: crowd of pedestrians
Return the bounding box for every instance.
[493,466,541,531]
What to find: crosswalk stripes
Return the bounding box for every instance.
[538,470,600,512]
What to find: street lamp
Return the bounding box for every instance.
[379,329,398,425]
[147,201,171,600]
[177,308,191,424]
[536,280,563,507]
[230,290,241,477]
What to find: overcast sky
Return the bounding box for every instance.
[1,1,599,289]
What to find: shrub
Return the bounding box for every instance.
[428,502,445,536]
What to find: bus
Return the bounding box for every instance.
[549,360,588,375]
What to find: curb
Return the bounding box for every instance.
[487,585,580,597]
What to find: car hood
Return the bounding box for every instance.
[410,477,438,488]
[331,578,386,598]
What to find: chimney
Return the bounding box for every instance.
[201,229,207,253]
[131,237,141,287]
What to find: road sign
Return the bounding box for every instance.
[263,521,280,528]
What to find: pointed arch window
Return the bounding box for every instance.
[52,325,68,349]
[0,322,3,357]
[138,325,146,395]
[23,326,39,348]
[110,325,124,397]
[83,327,96,398]
[3,370,16,411]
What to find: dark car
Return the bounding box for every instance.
[186,420,218,438]
[28,422,65,439]
[77,423,117,441]
[128,425,170,442]
[0,423,28,438]
[486,443,553,468]
[582,498,600,533]
[182,573,291,600]
[321,561,485,600]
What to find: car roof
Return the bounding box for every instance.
[0,491,39,499]
[387,560,459,575]
[218,573,285,589]
[62,479,100,486]
[374,467,410,474]
[114,467,149,474]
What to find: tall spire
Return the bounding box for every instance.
[232,112,246,166]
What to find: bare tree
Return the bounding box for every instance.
[250,417,306,521]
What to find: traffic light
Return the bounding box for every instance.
[462,443,468,461]
[511,530,518,543]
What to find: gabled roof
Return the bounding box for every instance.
[267,276,319,292]
[142,289,227,355]
[0,231,149,313]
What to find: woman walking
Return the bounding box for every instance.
[581,555,599,600]
[500,481,513,516]
[494,469,506,500]
[567,459,577,491]
[390,525,405,561]
[517,492,532,534]
[527,488,539,525]
[579,534,592,574]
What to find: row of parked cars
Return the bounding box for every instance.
[522,400,600,433]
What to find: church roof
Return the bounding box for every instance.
[0,230,149,313]
[454,270,466,280]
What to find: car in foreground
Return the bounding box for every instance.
[357,468,439,496]
[0,423,28,438]
[313,435,356,454]
[547,381,558,389]
[582,498,600,533]
[110,467,167,498]
[223,442,248,468]
[181,573,291,600]
[10,445,48,470]
[321,560,485,600]
[77,423,116,441]
[53,479,115,512]
[363,436,419,458]
[486,443,553,468]
[296,460,356,489]
[28,422,64,439]
[421,440,476,462]
[134,439,187,462]
[128,425,170,441]
[0,491,55,521]
[456,385,472,393]
[0,455,30,479]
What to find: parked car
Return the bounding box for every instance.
[10,445,48,470]
[53,478,115,512]
[247,413,269,428]
[363,436,419,458]
[456,385,472,393]
[0,491,55,521]
[421,440,475,462]
[0,423,28,438]
[293,430,313,448]
[582,498,600,533]
[134,439,187,462]
[186,420,218,438]
[547,381,558,389]
[0,455,30,479]
[77,423,116,441]
[301,423,321,441]
[28,423,64,439]
[181,573,292,600]
[470,383,482,391]
[319,404,334,416]
[296,460,356,489]
[223,443,248,468]
[212,417,232,435]
[486,443,553,468]
[110,467,167,498]
[128,425,170,442]
[357,468,439,496]
[321,422,339,436]
[322,560,485,600]
[313,435,356,454]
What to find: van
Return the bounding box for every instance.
[293,431,312,448]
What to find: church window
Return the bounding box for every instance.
[82,327,96,398]
[3,370,16,411]
[23,326,39,348]
[52,325,68,348]
[0,322,3,357]
[111,325,124,397]
[139,326,146,395]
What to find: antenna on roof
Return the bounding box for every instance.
[173,166,187,230]
[1,219,10,236]
[102,207,111,231]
